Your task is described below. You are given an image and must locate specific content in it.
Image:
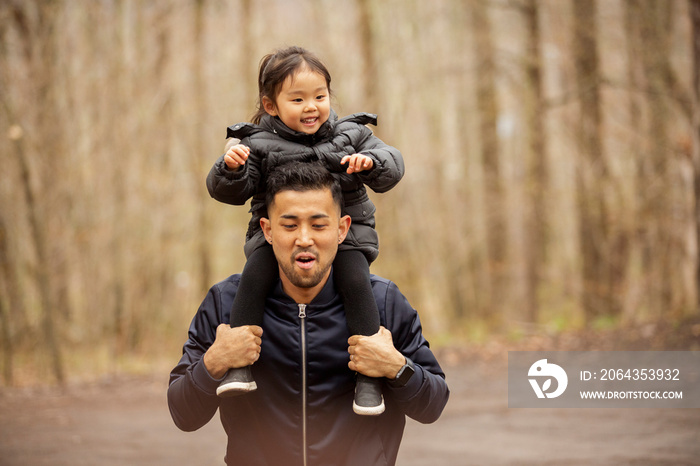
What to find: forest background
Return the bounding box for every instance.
[1,0,700,386]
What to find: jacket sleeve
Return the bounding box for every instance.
[352,126,405,194]
[167,285,226,432]
[206,138,263,206]
[381,281,449,424]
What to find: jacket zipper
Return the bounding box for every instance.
[298,303,308,466]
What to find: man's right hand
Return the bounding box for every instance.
[203,324,263,379]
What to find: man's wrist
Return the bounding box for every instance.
[387,352,407,379]
[388,356,416,388]
[203,347,227,379]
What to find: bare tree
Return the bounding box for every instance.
[628,0,686,318]
[471,0,507,321]
[691,0,700,313]
[521,0,548,323]
[0,0,697,386]
[192,0,213,294]
[573,0,620,324]
[3,2,65,383]
[357,0,379,113]
[0,218,14,385]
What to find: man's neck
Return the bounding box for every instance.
[279,270,330,305]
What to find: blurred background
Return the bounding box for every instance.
[1,0,699,387]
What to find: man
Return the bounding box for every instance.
[168,162,449,465]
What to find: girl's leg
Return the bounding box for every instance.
[333,250,384,415]
[229,244,278,327]
[217,245,277,398]
[333,250,380,336]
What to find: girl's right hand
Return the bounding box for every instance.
[224,144,250,170]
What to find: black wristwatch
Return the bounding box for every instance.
[389,357,415,387]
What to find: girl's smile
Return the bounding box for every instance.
[263,67,331,135]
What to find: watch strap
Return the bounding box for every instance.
[389,356,415,387]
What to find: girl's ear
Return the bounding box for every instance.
[262,96,278,116]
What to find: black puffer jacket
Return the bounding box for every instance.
[206,110,404,262]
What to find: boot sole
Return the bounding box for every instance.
[216,381,257,398]
[353,398,385,416]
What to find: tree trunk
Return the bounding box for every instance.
[471,0,506,320]
[629,0,678,317]
[14,130,65,383]
[358,0,379,113]
[573,0,614,324]
[522,0,548,323]
[0,218,14,385]
[690,0,700,313]
[4,2,65,383]
[193,0,212,295]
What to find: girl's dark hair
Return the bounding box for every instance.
[265,161,343,212]
[251,46,332,124]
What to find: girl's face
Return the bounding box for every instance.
[263,67,331,135]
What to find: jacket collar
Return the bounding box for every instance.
[260,109,338,146]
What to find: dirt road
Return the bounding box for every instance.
[1,358,698,466]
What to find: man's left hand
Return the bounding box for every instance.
[347,326,406,379]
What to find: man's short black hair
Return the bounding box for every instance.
[265,161,344,212]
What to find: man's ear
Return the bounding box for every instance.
[338,215,351,243]
[260,217,273,244]
[262,96,278,116]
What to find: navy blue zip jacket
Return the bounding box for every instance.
[168,271,449,465]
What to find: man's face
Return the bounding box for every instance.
[260,188,350,303]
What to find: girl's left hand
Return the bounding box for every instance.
[341,154,374,174]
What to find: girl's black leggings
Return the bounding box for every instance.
[229,244,380,337]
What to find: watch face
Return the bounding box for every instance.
[396,362,415,386]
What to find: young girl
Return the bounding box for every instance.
[206,46,404,415]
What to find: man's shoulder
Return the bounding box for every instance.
[209,274,242,295]
[369,274,402,298]
[198,275,243,325]
[369,273,392,287]
[369,275,417,326]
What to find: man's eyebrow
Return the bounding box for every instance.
[279,213,330,219]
